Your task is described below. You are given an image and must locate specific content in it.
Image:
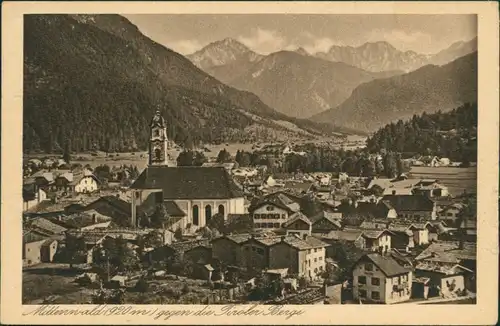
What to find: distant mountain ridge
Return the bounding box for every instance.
[188,38,264,71]
[186,37,476,119]
[187,39,403,118]
[227,50,403,118]
[310,52,478,132]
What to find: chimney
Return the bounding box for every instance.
[92,214,97,224]
[302,234,308,240]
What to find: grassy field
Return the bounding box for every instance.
[409,166,477,196]
[23,263,220,304]
[24,143,260,171]
[23,264,93,304]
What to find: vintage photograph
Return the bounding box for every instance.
[22,13,478,305]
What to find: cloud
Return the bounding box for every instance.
[295,32,341,54]
[366,29,433,53]
[168,39,206,55]
[237,28,287,54]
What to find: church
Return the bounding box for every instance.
[130,110,245,230]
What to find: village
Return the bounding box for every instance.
[22,111,477,305]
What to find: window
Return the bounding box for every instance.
[358,276,366,284]
[266,223,273,228]
[192,205,199,226]
[359,290,367,298]
[447,213,453,217]
[319,266,323,271]
[371,277,380,286]
[365,263,373,271]
[314,248,317,253]
[319,257,323,261]
[256,248,264,255]
[314,258,317,262]
[281,214,286,219]
[371,291,380,300]
[155,148,162,160]
[205,205,212,221]
[254,223,260,228]
[218,204,225,216]
[314,268,318,273]
[266,206,275,211]
[273,223,280,228]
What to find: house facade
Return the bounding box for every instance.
[269,235,328,280]
[250,201,291,230]
[23,183,47,211]
[352,253,412,304]
[75,175,100,193]
[283,213,312,238]
[382,195,438,220]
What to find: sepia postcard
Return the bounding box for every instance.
[1,1,499,324]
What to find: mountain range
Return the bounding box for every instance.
[310,52,478,132]
[187,37,477,119]
[23,15,348,154]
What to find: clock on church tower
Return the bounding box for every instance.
[148,110,169,166]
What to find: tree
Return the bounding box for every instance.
[216,149,231,163]
[193,151,207,166]
[150,203,169,228]
[383,152,398,178]
[239,152,251,167]
[177,150,195,166]
[65,234,86,269]
[63,141,71,164]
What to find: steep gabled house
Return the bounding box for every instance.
[309,211,342,233]
[352,253,413,304]
[283,212,312,237]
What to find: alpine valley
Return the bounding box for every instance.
[188,37,477,128]
[23,14,349,154]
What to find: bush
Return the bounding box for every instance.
[134,278,149,293]
[181,283,191,294]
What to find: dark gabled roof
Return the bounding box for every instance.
[309,211,342,229]
[25,217,68,235]
[359,253,411,277]
[249,199,293,213]
[164,201,187,217]
[138,193,187,218]
[168,239,211,253]
[212,234,253,244]
[86,196,132,215]
[283,212,311,228]
[130,166,244,199]
[23,230,49,244]
[382,195,435,212]
[362,229,395,239]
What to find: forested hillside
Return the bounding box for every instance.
[311,52,477,132]
[366,103,477,162]
[23,15,335,154]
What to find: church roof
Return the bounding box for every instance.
[130,166,244,200]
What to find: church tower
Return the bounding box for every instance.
[148,110,169,166]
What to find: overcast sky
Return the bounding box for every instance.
[124,14,477,55]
